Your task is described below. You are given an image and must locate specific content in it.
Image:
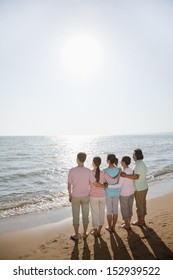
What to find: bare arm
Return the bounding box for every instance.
[93,181,107,188]
[121,172,139,180]
[68,183,72,202]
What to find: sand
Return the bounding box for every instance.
[0,193,173,260]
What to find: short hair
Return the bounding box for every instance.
[122,156,131,166]
[134,149,144,160]
[107,154,118,165]
[77,152,87,163]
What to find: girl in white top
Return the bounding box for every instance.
[108,156,135,229]
[119,156,135,229]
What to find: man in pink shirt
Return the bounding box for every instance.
[68,152,104,241]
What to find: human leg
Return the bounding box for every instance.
[128,194,134,224]
[133,190,148,225]
[81,196,90,238]
[71,196,81,239]
[90,197,99,236]
[112,196,119,231]
[106,197,113,232]
[97,197,106,235]
[120,195,130,229]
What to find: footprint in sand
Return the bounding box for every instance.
[19,254,30,259]
[162,223,167,227]
[39,244,48,253]
[63,246,70,249]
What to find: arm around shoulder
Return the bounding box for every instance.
[121,173,139,180]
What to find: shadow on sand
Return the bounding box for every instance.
[93,236,112,259]
[110,231,131,259]
[127,228,155,259]
[71,239,91,260]
[140,225,173,260]
[70,224,173,260]
[71,240,79,260]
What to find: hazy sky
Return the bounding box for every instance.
[0,0,173,135]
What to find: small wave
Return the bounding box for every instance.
[149,164,173,178]
[0,192,70,219]
[0,167,68,181]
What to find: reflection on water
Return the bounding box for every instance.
[0,134,173,219]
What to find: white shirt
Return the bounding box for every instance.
[108,167,135,196]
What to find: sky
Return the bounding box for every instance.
[0,0,173,135]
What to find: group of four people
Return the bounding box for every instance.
[68,149,148,241]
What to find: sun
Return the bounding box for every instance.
[61,34,104,80]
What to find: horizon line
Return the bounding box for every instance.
[0,132,173,137]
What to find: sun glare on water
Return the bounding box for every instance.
[62,34,104,80]
[58,135,98,150]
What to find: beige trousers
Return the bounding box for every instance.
[71,196,90,227]
[90,196,106,228]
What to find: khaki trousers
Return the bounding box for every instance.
[71,196,90,227]
[135,189,148,217]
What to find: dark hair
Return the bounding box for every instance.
[134,149,144,160]
[77,152,87,163]
[122,156,131,166]
[93,157,101,182]
[107,154,118,166]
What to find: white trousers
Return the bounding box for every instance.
[90,196,106,228]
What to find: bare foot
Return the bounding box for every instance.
[121,224,131,230]
[83,232,89,239]
[105,227,112,233]
[90,231,100,237]
[132,221,145,226]
[70,234,79,241]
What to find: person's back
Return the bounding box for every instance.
[104,166,120,197]
[90,170,105,197]
[120,167,135,196]
[69,166,95,197]
[119,156,135,229]
[134,160,148,191]
[68,152,96,241]
[104,154,120,232]
[121,149,148,226]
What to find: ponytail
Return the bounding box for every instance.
[93,157,101,182]
[107,154,118,165]
[95,166,100,182]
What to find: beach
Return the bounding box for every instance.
[0,136,173,260]
[0,190,173,260]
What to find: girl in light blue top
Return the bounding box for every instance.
[104,154,121,232]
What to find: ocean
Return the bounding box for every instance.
[0,135,173,220]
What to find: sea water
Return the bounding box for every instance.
[0,134,173,220]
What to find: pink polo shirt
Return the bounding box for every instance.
[68,166,96,197]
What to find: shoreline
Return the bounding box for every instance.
[0,176,173,235]
[0,190,173,259]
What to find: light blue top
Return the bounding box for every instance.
[104,167,120,197]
